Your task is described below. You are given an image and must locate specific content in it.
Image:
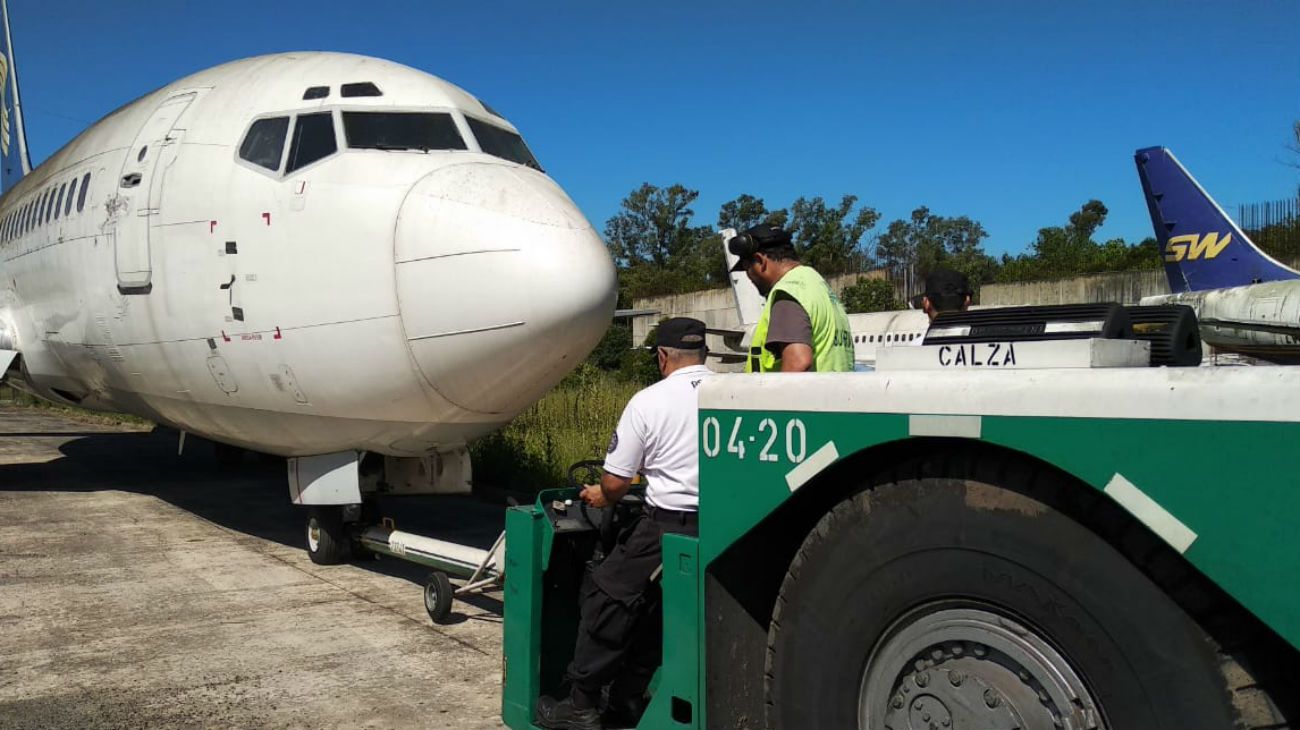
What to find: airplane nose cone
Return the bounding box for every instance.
[394,163,616,415]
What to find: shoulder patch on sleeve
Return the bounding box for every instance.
[607,432,619,454]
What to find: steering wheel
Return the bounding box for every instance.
[567,459,641,559]
[567,460,612,548]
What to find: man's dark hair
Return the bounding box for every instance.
[760,243,800,263]
[923,268,972,312]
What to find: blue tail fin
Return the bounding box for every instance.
[0,0,30,193]
[1134,146,1299,293]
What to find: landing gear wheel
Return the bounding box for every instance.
[305,506,349,565]
[765,476,1253,730]
[424,570,454,624]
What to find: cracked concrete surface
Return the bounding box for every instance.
[0,406,507,730]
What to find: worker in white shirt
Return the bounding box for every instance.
[536,317,713,730]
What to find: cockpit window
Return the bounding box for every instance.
[286,112,338,173]
[240,116,289,171]
[340,82,382,98]
[465,117,542,171]
[342,112,466,152]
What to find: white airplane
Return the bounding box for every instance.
[717,227,930,368]
[0,2,616,562]
[1135,147,1300,364]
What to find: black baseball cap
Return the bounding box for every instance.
[728,224,793,272]
[923,268,973,298]
[655,317,707,349]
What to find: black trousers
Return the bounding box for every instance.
[565,506,699,705]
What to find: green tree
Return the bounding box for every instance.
[605,183,701,269]
[877,207,997,295]
[717,194,788,232]
[786,195,880,276]
[585,321,631,371]
[617,321,664,385]
[997,200,1160,282]
[840,277,901,313]
[604,183,715,301]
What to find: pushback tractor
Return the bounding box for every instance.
[502,304,1298,729]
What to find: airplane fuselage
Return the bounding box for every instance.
[1143,282,1300,364]
[0,53,616,456]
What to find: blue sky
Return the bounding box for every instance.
[9,1,1298,257]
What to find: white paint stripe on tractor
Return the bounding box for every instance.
[909,414,982,438]
[1104,473,1198,554]
[785,441,839,492]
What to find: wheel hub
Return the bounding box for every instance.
[307,521,320,552]
[861,604,1104,730]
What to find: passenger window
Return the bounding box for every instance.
[54,183,67,220]
[44,187,56,223]
[65,178,77,216]
[77,173,91,212]
[239,116,290,171]
[286,112,337,173]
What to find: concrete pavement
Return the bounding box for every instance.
[0,405,508,730]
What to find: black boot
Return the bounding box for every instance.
[602,693,647,729]
[604,673,650,728]
[536,694,603,730]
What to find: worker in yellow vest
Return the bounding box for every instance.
[729,224,854,373]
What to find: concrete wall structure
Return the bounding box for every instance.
[979,269,1170,306]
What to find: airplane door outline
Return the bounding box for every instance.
[113,91,196,292]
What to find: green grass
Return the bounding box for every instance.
[470,364,640,492]
[0,384,153,429]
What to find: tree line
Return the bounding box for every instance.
[603,183,1162,313]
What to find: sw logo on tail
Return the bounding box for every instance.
[1163,232,1232,262]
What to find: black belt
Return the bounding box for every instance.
[645,504,698,525]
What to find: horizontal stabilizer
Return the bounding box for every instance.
[613,308,659,320]
[1134,146,1299,293]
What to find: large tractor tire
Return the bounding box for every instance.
[764,474,1287,730]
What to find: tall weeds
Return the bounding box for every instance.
[470,363,640,492]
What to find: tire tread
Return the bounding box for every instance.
[763,447,1292,730]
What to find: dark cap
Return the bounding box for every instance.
[923,268,973,298]
[655,317,707,349]
[728,224,793,272]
